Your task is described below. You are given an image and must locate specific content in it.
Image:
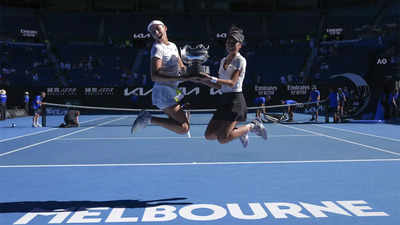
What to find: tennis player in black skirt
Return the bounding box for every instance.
[197,26,267,148]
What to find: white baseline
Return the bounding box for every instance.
[280,124,400,157]
[58,134,316,141]
[0,116,108,143]
[313,124,400,142]
[0,158,399,168]
[0,117,127,157]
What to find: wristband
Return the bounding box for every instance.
[210,77,218,83]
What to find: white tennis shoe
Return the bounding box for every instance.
[250,118,268,140]
[239,133,249,148]
[131,110,151,134]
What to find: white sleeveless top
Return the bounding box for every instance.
[218,53,246,93]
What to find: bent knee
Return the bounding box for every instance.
[217,134,230,144]
[217,137,229,144]
[177,122,190,135]
[205,132,217,140]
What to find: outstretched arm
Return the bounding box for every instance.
[194,72,221,89]
[196,68,241,90]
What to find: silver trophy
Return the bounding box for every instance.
[180,44,210,76]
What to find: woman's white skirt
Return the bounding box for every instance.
[152,84,182,110]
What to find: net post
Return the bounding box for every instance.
[41,104,47,127]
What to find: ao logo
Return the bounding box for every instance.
[377,58,388,65]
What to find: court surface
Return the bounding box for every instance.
[1,114,399,225]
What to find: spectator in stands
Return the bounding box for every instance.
[87,61,93,72]
[388,87,398,120]
[255,74,262,85]
[280,75,287,85]
[32,70,39,82]
[287,74,293,83]
[299,72,305,83]
[141,74,147,86]
[329,46,337,56]
[394,88,399,120]
[125,73,135,86]
[33,61,41,68]
[43,58,49,66]
[32,92,46,127]
[313,72,320,81]
[120,70,128,83]
[115,57,121,70]
[24,69,31,78]
[320,62,329,71]
[59,61,65,72]
[79,59,84,69]
[125,40,133,48]
[93,73,102,80]
[293,73,300,84]
[308,85,320,121]
[133,72,139,83]
[65,61,71,71]
[0,89,6,120]
[378,35,383,46]
[107,36,113,46]
[24,91,30,114]
[2,66,16,76]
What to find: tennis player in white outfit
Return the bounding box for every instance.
[196,26,267,148]
[132,20,195,135]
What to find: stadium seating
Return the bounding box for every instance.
[0,8,398,88]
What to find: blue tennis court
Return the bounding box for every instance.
[1,114,399,225]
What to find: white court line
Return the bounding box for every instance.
[0,128,58,143]
[313,124,400,142]
[280,124,400,157]
[0,116,108,143]
[0,158,399,168]
[58,134,316,141]
[0,117,127,158]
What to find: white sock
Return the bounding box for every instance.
[248,123,255,130]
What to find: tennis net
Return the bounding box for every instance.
[41,100,327,128]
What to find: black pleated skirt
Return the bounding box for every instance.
[212,92,247,122]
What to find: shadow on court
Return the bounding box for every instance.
[0,198,192,213]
